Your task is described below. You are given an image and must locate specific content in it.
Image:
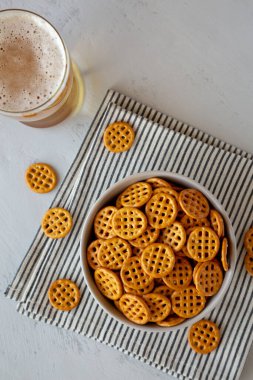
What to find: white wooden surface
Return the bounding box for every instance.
[1,1,252,379]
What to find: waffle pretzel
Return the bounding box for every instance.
[159,222,186,252]
[188,320,220,354]
[87,239,103,270]
[146,177,172,188]
[143,293,171,322]
[180,214,210,235]
[121,256,153,289]
[130,226,160,248]
[163,256,192,290]
[153,285,174,297]
[124,279,155,295]
[120,182,152,208]
[187,227,220,262]
[145,193,177,229]
[193,262,203,283]
[94,206,117,239]
[244,227,253,255]
[194,260,223,296]
[94,267,123,300]
[156,315,185,327]
[210,209,225,238]
[119,294,150,325]
[153,187,179,203]
[41,207,72,239]
[25,162,57,193]
[48,279,80,311]
[221,237,229,271]
[97,237,132,270]
[103,121,135,153]
[141,243,175,278]
[245,252,253,276]
[179,189,210,219]
[171,285,206,318]
[112,207,147,240]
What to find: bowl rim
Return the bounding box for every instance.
[80,170,237,332]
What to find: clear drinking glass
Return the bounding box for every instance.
[0,9,84,127]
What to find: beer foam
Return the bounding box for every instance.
[0,10,67,112]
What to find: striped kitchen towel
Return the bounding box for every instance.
[5,90,253,380]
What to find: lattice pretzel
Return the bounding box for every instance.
[163,256,192,290]
[188,320,220,354]
[141,243,175,278]
[187,227,220,262]
[121,256,153,289]
[94,267,123,300]
[130,226,160,248]
[210,209,225,238]
[244,252,253,276]
[41,207,72,239]
[120,182,152,207]
[194,260,223,296]
[94,206,117,239]
[48,279,80,311]
[153,187,179,203]
[103,121,135,153]
[171,285,206,318]
[143,293,171,322]
[221,237,229,271]
[119,294,150,325]
[159,222,186,252]
[87,239,103,270]
[97,237,132,270]
[244,227,253,255]
[156,315,185,327]
[25,163,57,193]
[145,193,177,229]
[193,262,203,283]
[112,207,147,240]
[179,189,210,219]
[146,177,172,188]
[180,214,210,235]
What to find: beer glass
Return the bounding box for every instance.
[0,9,84,127]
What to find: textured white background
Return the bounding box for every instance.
[0,1,252,379]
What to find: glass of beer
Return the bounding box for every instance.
[0,9,84,127]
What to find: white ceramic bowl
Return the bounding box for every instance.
[80,171,236,332]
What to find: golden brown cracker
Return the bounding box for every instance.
[188,320,220,354]
[25,163,57,193]
[48,279,80,311]
[41,207,72,239]
[103,121,135,153]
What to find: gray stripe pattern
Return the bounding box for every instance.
[5,90,253,380]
